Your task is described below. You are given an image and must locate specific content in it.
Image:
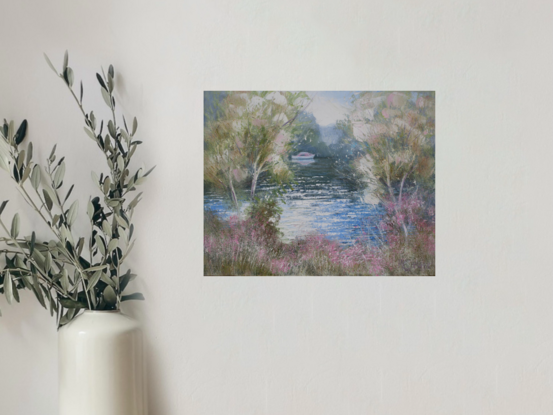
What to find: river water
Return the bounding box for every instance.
[204,158,385,246]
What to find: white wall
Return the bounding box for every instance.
[1,0,552,414]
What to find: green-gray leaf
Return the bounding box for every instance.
[53,161,66,188]
[134,176,148,186]
[84,127,96,141]
[107,238,118,253]
[30,231,36,255]
[67,200,79,226]
[16,150,25,170]
[32,279,46,309]
[115,214,128,229]
[66,67,74,87]
[106,199,121,208]
[107,73,114,93]
[87,264,108,272]
[107,120,116,139]
[101,88,112,108]
[21,165,32,184]
[60,269,69,293]
[103,176,111,195]
[76,237,85,256]
[143,166,156,177]
[87,200,94,220]
[44,53,58,74]
[103,285,117,306]
[101,273,115,287]
[49,144,57,162]
[15,120,28,145]
[95,235,106,256]
[10,213,20,238]
[102,220,111,236]
[26,142,33,164]
[121,292,145,302]
[0,200,8,216]
[7,120,14,142]
[43,189,53,210]
[31,165,41,189]
[3,271,14,304]
[59,298,86,309]
[44,252,52,273]
[88,270,102,290]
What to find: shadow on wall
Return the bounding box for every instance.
[123,302,171,415]
[145,335,171,414]
[0,291,56,337]
[0,292,59,413]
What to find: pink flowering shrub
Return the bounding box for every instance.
[204,193,434,276]
[376,193,435,275]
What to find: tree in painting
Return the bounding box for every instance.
[348,92,435,274]
[204,91,435,276]
[350,92,435,206]
[204,105,245,210]
[205,91,309,207]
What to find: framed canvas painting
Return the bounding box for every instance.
[204,91,435,276]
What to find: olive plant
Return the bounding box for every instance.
[0,52,153,327]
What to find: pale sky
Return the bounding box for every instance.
[304,91,358,126]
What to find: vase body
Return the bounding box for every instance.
[59,310,146,415]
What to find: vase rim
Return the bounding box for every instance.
[83,309,121,314]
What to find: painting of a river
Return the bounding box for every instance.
[204,91,435,276]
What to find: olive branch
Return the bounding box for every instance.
[0,51,154,327]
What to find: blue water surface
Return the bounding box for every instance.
[204,158,385,246]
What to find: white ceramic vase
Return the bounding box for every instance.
[58,310,147,415]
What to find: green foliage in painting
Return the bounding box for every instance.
[204,91,309,210]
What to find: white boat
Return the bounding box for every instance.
[291,152,315,160]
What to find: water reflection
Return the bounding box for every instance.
[204,158,385,245]
[291,158,315,166]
